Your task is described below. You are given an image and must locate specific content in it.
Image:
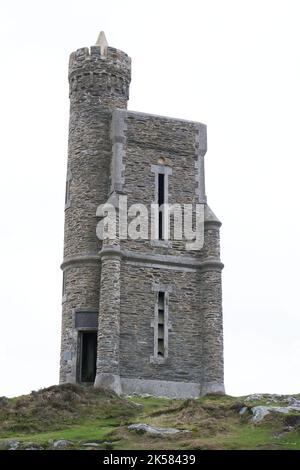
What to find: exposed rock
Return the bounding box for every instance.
[239,406,248,416]
[128,423,188,436]
[245,394,300,406]
[53,439,73,449]
[25,446,43,450]
[22,442,43,450]
[251,406,272,423]
[285,397,300,406]
[81,442,100,448]
[3,440,20,450]
[251,405,300,423]
[245,394,269,402]
[0,397,9,407]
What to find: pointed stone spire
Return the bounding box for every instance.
[95,31,108,55]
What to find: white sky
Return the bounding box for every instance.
[0,0,300,398]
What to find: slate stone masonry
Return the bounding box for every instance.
[59,34,225,397]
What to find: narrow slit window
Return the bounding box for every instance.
[151,164,172,243]
[158,174,165,239]
[151,286,170,363]
[158,174,165,206]
[157,291,165,357]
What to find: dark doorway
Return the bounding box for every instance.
[79,331,97,383]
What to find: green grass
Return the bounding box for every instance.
[127,396,179,417]
[277,431,300,450]
[0,423,115,449]
[1,384,300,450]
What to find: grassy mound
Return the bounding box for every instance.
[1,385,300,449]
[0,384,138,446]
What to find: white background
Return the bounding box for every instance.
[0,0,300,397]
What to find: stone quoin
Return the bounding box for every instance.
[59,32,225,398]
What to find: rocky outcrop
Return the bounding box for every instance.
[240,394,300,423]
[128,423,189,436]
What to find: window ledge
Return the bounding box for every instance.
[150,355,168,365]
[150,239,172,248]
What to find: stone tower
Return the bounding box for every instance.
[60,32,224,398]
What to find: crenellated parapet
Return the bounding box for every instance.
[68,37,131,108]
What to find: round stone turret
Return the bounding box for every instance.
[60,33,131,384]
[68,32,131,109]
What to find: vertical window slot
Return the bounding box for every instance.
[157,292,165,357]
[158,173,165,239]
[158,173,165,206]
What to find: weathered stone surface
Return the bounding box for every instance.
[120,265,202,383]
[95,255,121,391]
[251,404,300,423]
[128,423,188,436]
[16,441,44,450]
[251,406,272,423]
[239,406,248,416]
[60,264,100,383]
[53,439,73,449]
[122,378,200,399]
[60,35,224,398]
[24,444,43,450]
[245,394,300,405]
[245,393,282,402]
[0,396,8,407]
[2,440,20,450]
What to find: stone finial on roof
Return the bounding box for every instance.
[95,31,108,55]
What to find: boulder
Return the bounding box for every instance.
[239,406,248,416]
[128,423,188,436]
[4,440,20,450]
[0,397,9,407]
[251,405,300,423]
[22,442,43,450]
[53,439,73,449]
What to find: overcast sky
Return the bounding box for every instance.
[0,0,300,398]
